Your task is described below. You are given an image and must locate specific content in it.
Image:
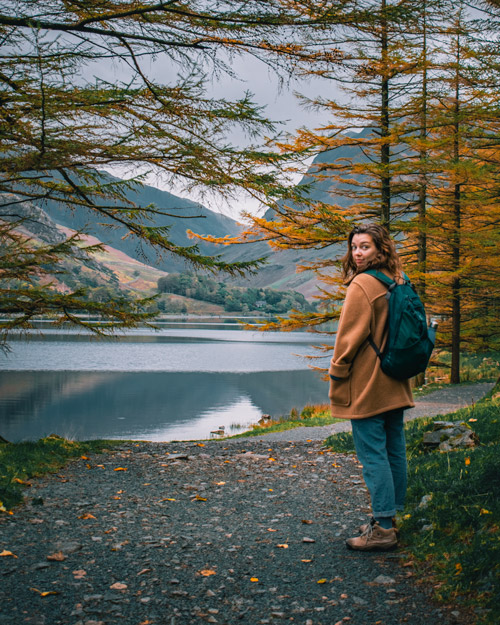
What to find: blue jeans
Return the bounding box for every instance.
[351,408,407,519]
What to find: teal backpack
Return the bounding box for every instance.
[364,270,436,380]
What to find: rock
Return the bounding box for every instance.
[53,541,83,554]
[423,421,479,450]
[373,575,396,585]
[439,430,478,451]
[418,494,433,509]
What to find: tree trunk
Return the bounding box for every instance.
[380,0,391,228]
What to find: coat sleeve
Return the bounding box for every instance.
[329,282,372,380]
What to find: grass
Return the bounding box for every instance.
[325,381,500,624]
[230,403,341,438]
[0,435,117,513]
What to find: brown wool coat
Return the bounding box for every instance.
[329,271,414,419]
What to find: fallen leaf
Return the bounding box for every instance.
[276,544,289,549]
[192,495,207,501]
[30,588,59,597]
[317,578,327,584]
[195,443,205,447]
[80,456,89,460]
[301,559,312,563]
[110,582,128,590]
[199,569,217,577]
[78,513,96,520]
[301,520,313,524]
[114,467,127,471]
[47,551,66,562]
[13,477,31,486]
[250,577,259,582]
[137,568,151,576]
[0,550,17,558]
[215,481,226,486]
[72,569,87,579]
[268,457,276,462]
[267,528,277,532]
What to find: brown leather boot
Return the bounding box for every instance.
[347,521,398,551]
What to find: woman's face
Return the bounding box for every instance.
[351,233,379,270]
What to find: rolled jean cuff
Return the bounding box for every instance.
[373,508,397,519]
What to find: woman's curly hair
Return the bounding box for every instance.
[341,223,402,283]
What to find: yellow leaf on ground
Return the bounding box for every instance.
[30,588,59,597]
[250,577,259,582]
[317,578,327,584]
[199,569,216,577]
[110,582,128,590]
[276,544,289,549]
[0,550,17,558]
[480,508,492,515]
[47,551,66,562]
[13,478,31,486]
[193,495,207,501]
[78,513,96,520]
[114,467,127,471]
[216,481,226,486]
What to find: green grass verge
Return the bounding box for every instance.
[230,404,342,438]
[325,381,500,624]
[0,435,118,513]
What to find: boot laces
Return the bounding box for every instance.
[360,517,376,539]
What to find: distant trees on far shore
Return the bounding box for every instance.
[157,273,315,314]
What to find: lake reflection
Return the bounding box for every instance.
[0,370,328,442]
[0,326,332,441]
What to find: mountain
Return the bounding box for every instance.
[20,135,369,298]
[30,171,244,275]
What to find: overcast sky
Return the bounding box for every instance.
[103,51,332,221]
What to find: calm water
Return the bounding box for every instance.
[0,324,333,442]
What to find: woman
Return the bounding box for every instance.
[329,223,414,551]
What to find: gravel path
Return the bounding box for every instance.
[248,382,495,442]
[1,383,491,625]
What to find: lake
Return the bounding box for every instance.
[0,322,334,442]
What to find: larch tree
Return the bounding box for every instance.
[410,4,500,382]
[228,0,426,336]
[0,0,349,348]
[228,0,500,382]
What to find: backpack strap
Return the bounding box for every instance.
[362,269,398,361]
